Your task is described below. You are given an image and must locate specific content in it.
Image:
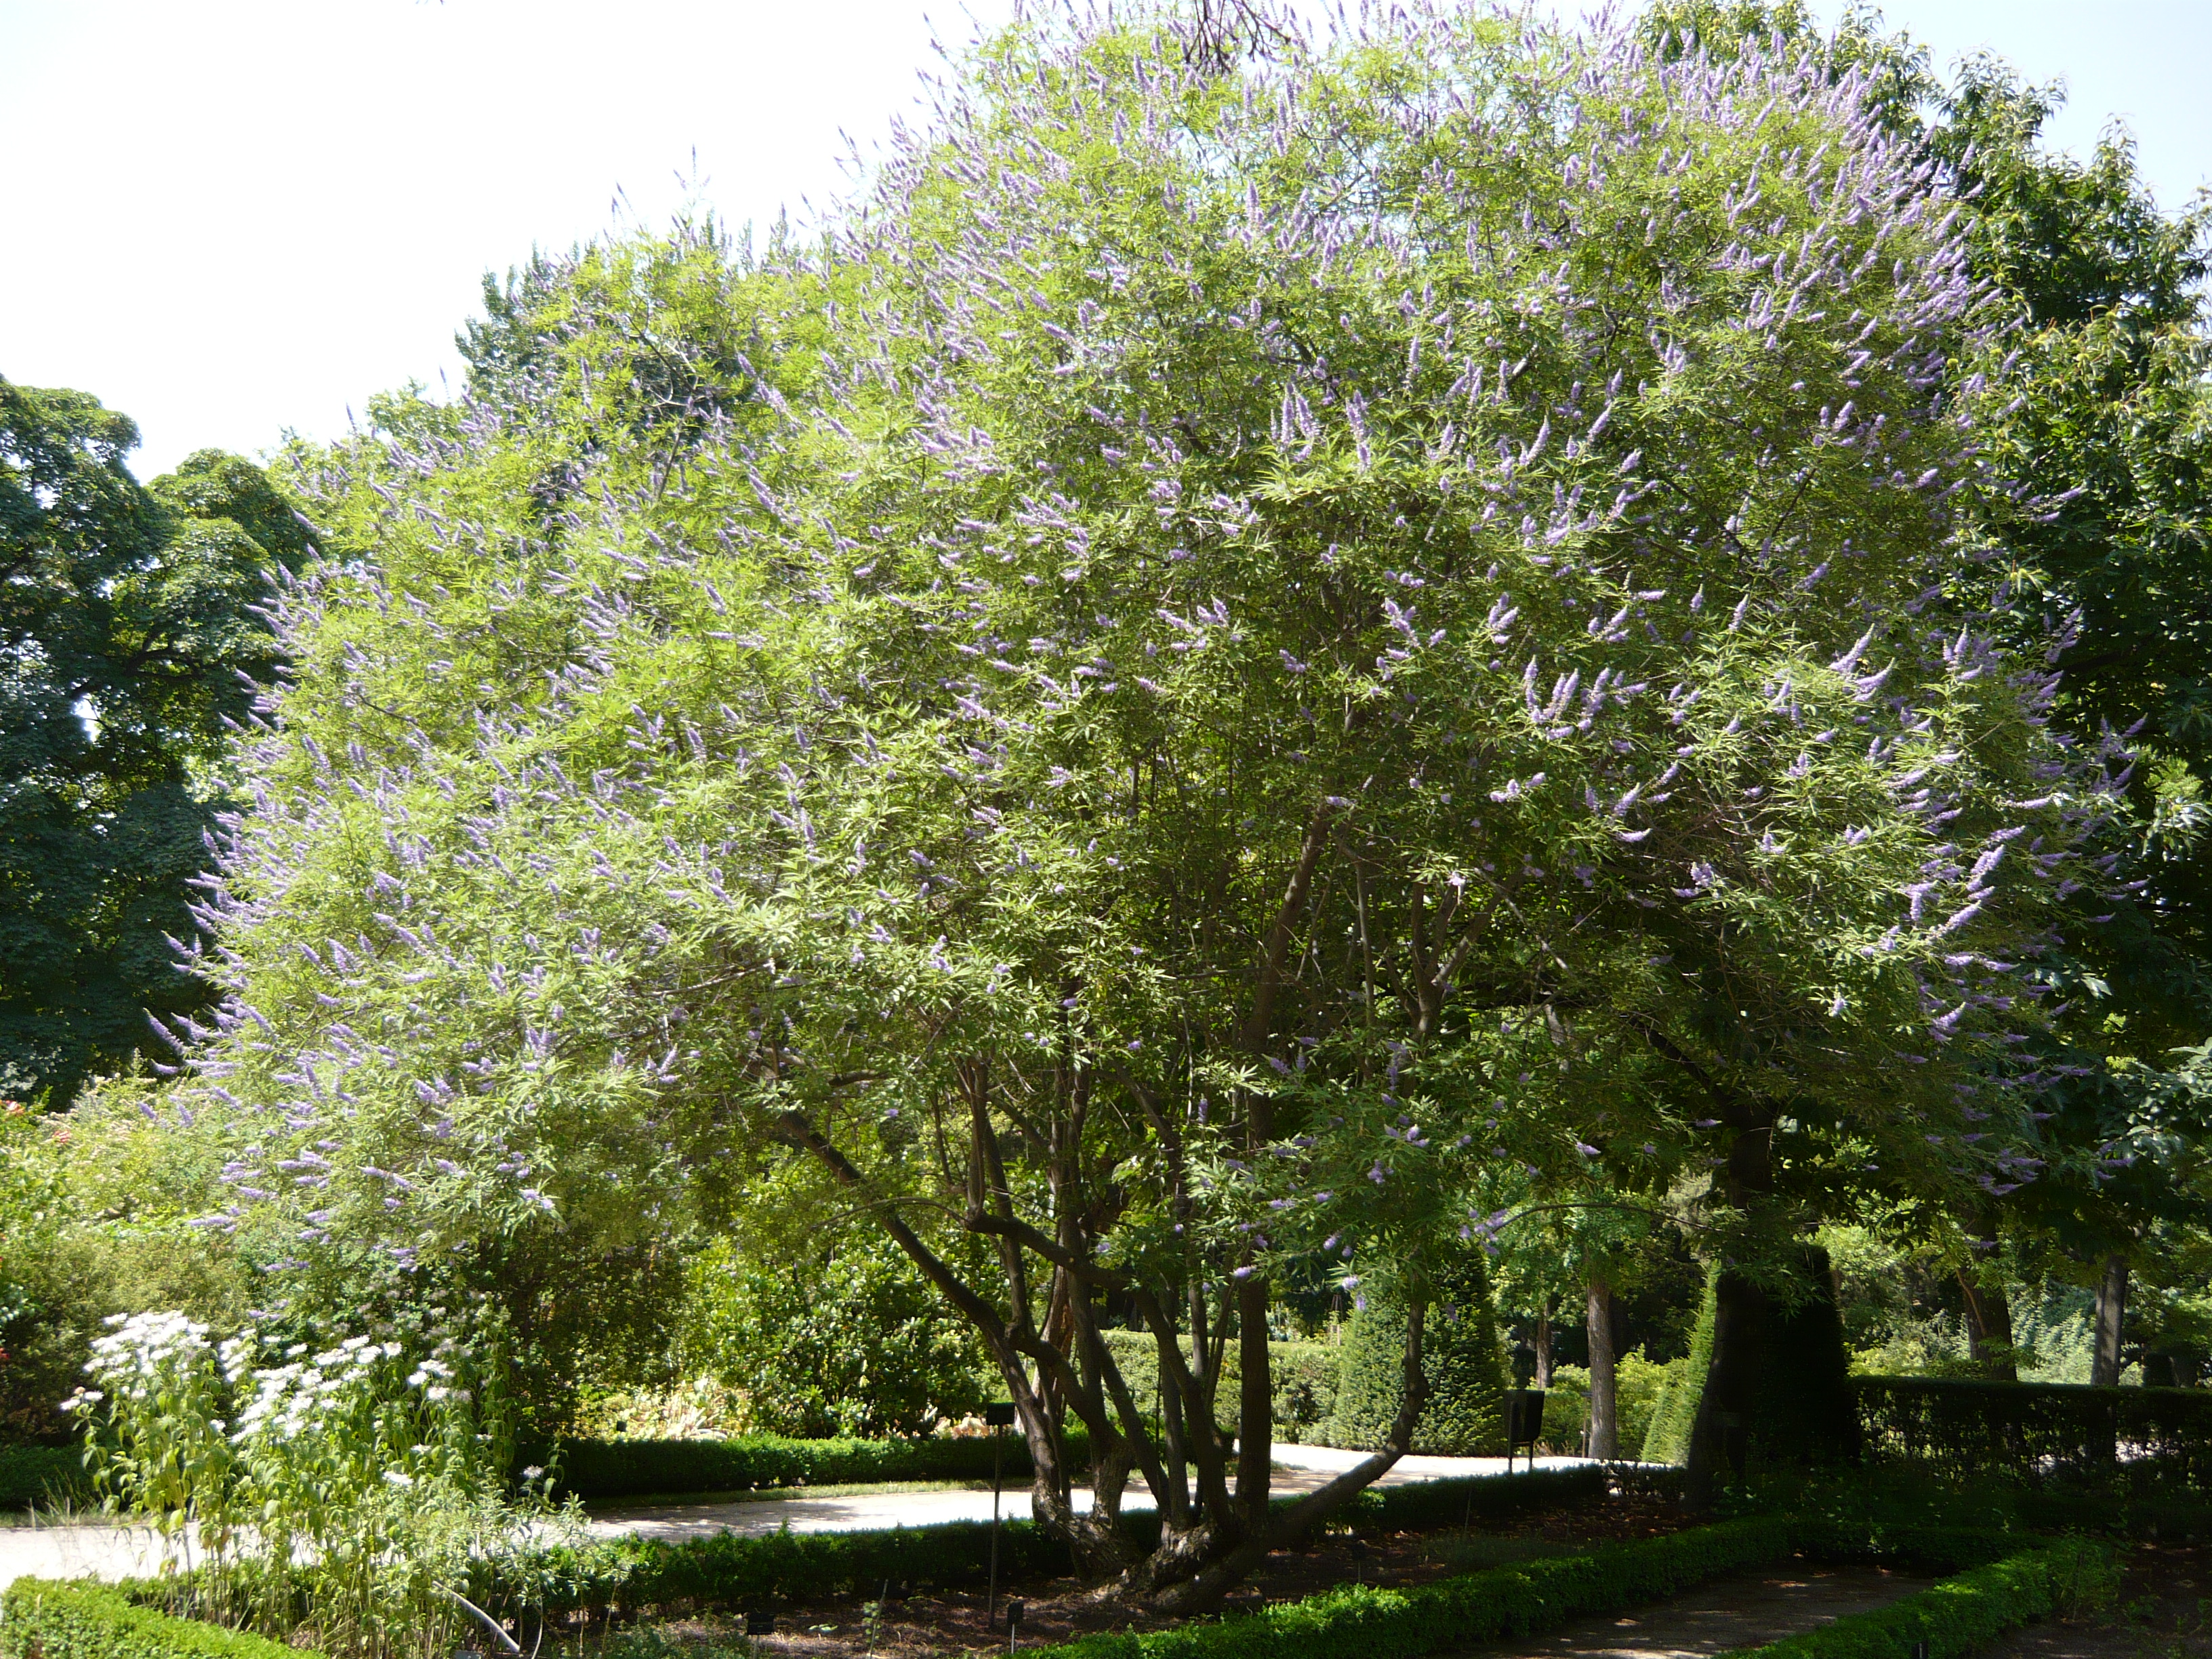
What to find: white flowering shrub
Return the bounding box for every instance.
[66,1311,579,1658]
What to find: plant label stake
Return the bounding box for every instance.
[986,1401,1016,1621]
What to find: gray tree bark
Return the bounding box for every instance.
[1586,1279,1618,1460]
[2091,1254,2129,1387]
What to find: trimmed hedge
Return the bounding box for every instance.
[1021,1519,2089,1659]
[1335,1466,1607,1534]
[554,1465,1609,1615]
[1324,1261,1508,1456]
[0,1443,89,1511]
[1856,1376,2212,1482]
[1733,1537,2117,1659]
[589,1513,1141,1612]
[1641,1270,1718,1464]
[1029,1516,1800,1659]
[0,1579,310,1658]
[536,1428,1092,1501]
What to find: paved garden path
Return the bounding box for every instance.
[582,1446,1595,1544]
[1450,1563,1933,1659]
[0,1446,1591,1586]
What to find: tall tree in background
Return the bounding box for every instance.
[0,380,306,1103]
[1648,0,2212,1392]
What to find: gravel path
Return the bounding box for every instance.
[0,1447,1593,1586]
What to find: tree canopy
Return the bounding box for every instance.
[0,382,306,1104]
[79,0,2169,1607]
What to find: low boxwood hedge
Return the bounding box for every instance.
[1031,1516,1801,1659]
[1334,1466,1607,1534]
[553,1465,1609,1615]
[0,1579,310,1658]
[1733,1537,2118,1659]
[1855,1376,2212,1483]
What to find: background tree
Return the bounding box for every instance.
[1650,0,2212,1412]
[1,382,308,1104]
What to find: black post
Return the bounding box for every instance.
[986,1401,1016,1622]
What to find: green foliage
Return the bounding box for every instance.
[682,1231,987,1438]
[1327,1257,1506,1454]
[0,1103,112,1437]
[1614,1350,1671,1460]
[588,1513,1126,1614]
[1853,1374,2212,1482]
[1330,1466,1606,1534]
[0,1443,89,1511]
[0,1580,310,1659]
[1094,1330,1336,1441]
[65,1309,574,1659]
[532,1468,1607,1616]
[1640,1269,1717,1463]
[0,381,304,1104]
[1747,1250,1862,1467]
[1731,1538,2117,1659]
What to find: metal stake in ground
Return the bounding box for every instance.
[985,1401,1017,1622]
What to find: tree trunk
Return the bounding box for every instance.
[1957,1267,2017,1382]
[1586,1279,1617,1460]
[2092,1254,2129,1387]
[1534,1300,1554,1389]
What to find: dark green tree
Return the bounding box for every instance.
[0,382,309,1103]
[1329,1254,1507,1456]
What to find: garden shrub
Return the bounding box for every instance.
[1330,1466,1606,1534]
[1614,1350,1672,1459]
[1094,1331,1337,1444]
[1018,1519,2084,1659]
[1853,1376,2212,1481]
[1031,1517,1799,1659]
[0,1443,89,1511]
[1640,1270,1718,1463]
[1326,1258,1507,1454]
[680,1231,988,1439]
[537,1468,1602,1615]
[1537,1364,1589,1452]
[1748,1248,1862,1469]
[0,1578,310,1659]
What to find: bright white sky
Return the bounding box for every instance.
[3,0,2205,482]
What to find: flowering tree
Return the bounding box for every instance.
[115,0,2126,1608]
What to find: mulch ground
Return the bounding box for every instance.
[569,1490,1695,1656]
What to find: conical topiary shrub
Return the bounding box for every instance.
[1641,1267,1719,1465]
[1326,1252,1509,1454]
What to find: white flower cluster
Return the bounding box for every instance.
[230,1334,406,1444]
[63,1311,216,1412]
